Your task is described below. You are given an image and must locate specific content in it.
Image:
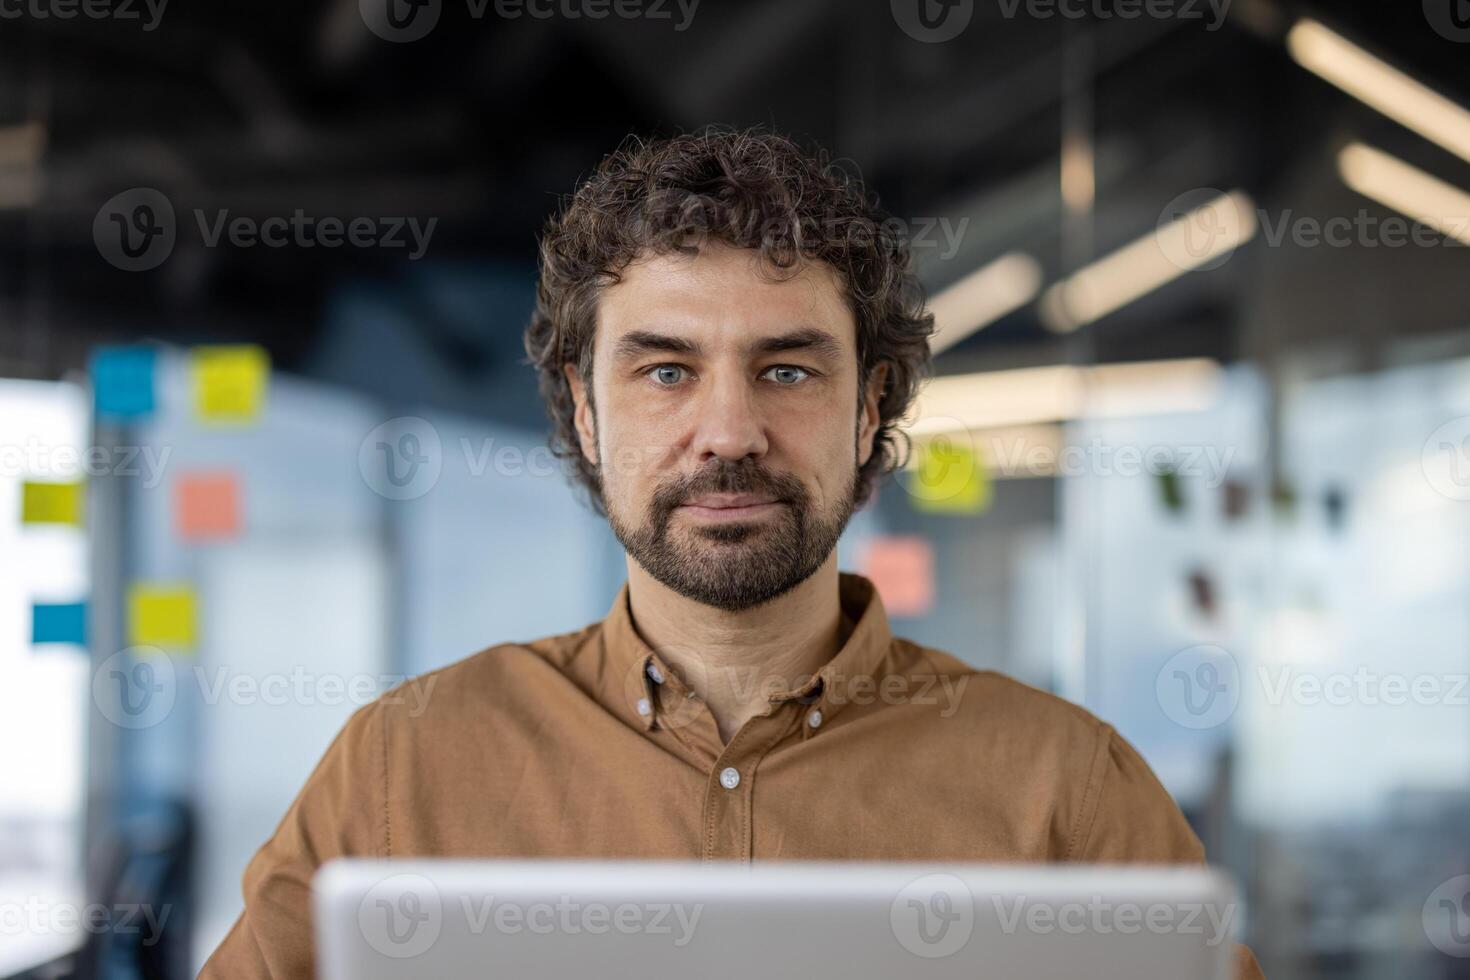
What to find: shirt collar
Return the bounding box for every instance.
[597,571,895,733]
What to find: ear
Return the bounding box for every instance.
[563,362,599,467]
[857,361,889,468]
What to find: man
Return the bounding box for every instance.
[202,128,1264,978]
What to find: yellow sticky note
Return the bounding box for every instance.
[192,344,269,422]
[21,480,85,526]
[128,585,197,649]
[906,437,992,515]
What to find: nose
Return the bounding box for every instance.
[688,369,769,463]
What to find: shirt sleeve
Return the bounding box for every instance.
[198,700,386,980]
[1071,724,1267,980]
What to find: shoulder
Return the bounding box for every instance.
[888,639,1196,862]
[883,640,1127,808]
[888,638,1111,747]
[367,619,604,731]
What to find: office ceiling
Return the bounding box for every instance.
[2,0,1468,385]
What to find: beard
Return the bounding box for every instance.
[606,455,859,613]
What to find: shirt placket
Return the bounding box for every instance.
[642,654,809,861]
[698,706,801,862]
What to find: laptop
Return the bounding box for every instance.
[315,859,1239,980]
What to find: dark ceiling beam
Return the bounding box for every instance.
[869,12,1190,167]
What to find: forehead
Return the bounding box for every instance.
[594,242,856,352]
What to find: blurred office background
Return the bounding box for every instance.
[3,0,1470,976]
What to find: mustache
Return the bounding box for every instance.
[649,460,807,515]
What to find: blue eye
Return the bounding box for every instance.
[650,365,686,386]
[764,365,810,385]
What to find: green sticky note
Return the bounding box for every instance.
[906,438,992,515]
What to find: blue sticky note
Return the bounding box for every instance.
[92,346,156,419]
[32,602,87,645]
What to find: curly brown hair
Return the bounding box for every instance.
[523,126,935,515]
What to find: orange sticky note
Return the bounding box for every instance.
[175,472,241,540]
[859,536,936,618]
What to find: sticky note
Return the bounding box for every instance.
[192,344,269,422]
[92,346,156,420]
[128,585,197,649]
[21,480,84,526]
[1221,480,1249,520]
[32,602,87,645]
[175,471,242,540]
[860,537,935,618]
[906,437,991,515]
[1157,468,1184,513]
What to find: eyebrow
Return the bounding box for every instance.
[610,327,846,362]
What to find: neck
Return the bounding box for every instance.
[626,555,845,743]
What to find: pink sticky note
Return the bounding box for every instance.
[175,472,242,541]
[859,536,935,618]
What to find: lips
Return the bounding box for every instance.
[682,493,779,509]
[675,493,787,521]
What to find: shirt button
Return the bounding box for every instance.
[807,709,823,729]
[719,767,741,790]
[635,698,651,717]
[646,662,665,684]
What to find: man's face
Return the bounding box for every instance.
[565,242,885,612]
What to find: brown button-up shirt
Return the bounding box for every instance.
[201,572,1264,979]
